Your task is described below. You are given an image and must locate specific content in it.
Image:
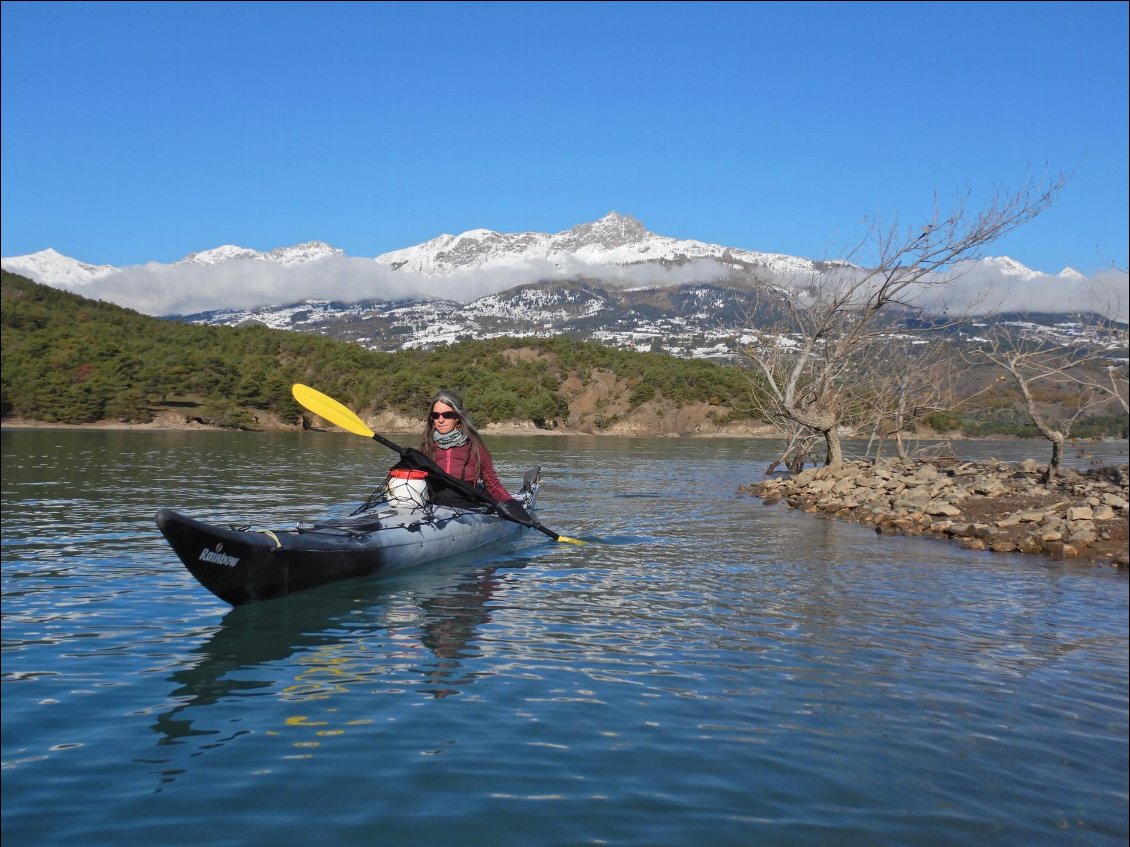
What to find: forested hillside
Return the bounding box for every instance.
[1,272,756,431]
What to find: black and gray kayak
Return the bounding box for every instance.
[157,468,541,606]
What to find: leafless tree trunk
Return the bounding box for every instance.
[858,339,963,461]
[740,175,1065,468]
[765,422,823,475]
[969,315,1125,482]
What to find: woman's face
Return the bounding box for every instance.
[431,400,459,434]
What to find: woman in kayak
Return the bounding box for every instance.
[421,389,515,504]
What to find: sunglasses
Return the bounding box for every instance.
[430,411,459,420]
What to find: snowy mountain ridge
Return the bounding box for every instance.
[174,241,346,267]
[2,212,1077,294]
[375,211,818,277]
[181,278,1111,363]
[0,247,118,286]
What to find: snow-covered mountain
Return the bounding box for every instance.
[181,277,1115,363]
[2,212,1065,290]
[0,213,1099,318]
[182,281,780,360]
[0,240,346,282]
[1,213,824,285]
[173,241,345,267]
[0,247,118,286]
[950,255,1086,283]
[375,211,818,277]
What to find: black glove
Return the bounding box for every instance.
[498,498,534,525]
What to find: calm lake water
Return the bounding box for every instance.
[2,429,1127,847]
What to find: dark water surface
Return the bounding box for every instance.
[2,430,1127,846]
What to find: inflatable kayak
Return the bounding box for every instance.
[157,467,542,606]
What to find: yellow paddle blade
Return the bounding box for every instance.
[556,535,585,545]
[291,384,374,438]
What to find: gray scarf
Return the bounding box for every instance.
[432,428,469,449]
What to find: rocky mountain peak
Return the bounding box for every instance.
[267,241,344,263]
[176,245,264,266]
[565,211,650,247]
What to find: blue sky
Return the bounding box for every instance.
[2,1,1127,274]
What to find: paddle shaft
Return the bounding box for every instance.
[367,433,572,542]
[291,383,582,544]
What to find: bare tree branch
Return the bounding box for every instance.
[739,174,1066,467]
[966,313,1126,481]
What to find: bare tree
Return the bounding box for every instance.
[859,338,964,461]
[739,175,1065,468]
[1098,358,1129,414]
[969,314,1125,481]
[763,419,825,475]
[1084,277,1129,414]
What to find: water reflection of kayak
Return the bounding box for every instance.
[156,468,541,606]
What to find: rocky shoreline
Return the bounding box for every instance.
[743,458,1130,569]
[0,412,775,439]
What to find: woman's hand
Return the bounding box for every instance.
[497,498,534,525]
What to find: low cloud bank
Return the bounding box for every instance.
[65,256,751,316]
[56,256,1130,322]
[86,258,424,316]
[899,265,1128,321]
[770,264,1129,322]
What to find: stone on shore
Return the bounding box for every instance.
[741,458,1129,569]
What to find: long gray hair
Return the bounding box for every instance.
[420,389,486,470]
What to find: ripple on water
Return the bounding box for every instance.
[1,431,1127,847]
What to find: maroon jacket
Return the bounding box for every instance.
[431,442,512,502]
